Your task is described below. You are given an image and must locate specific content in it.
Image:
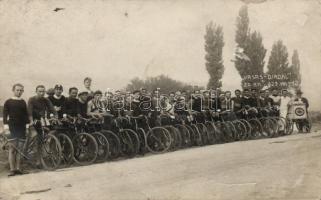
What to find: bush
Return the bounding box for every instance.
[310,111,321,123]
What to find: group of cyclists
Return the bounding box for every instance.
[2,77,310,176]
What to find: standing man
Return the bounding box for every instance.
[28,85,56,167]
[280,89,291,119]
[28,85,57,123]
[3,84,30,176]
[83,77,94,101]
[48,84,66,119]
[232,89,243,115]
[292,90,310,133]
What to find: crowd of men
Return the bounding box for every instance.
[2,77,310,176]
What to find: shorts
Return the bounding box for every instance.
[8,122,26,140]
[8,138,25,152]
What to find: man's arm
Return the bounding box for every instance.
[23,100,30,124]
[27,97,34,123]
[303,98,309,109]
[46,98,57,117]
[3,100,9,129]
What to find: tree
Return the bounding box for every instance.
[204,22,225,89]
[125,75,201,94]
[125,77,145,91]
[234,5,266,89]
[235,5,249,47]
[267,40,290,74]
[266,40,292,89]
[290,49,301,88]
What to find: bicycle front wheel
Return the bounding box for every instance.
[40,134,62,170]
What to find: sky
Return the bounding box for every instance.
[0,0,320,110]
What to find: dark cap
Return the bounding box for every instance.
[54,84,63,90]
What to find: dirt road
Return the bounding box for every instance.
[1,132,321,200]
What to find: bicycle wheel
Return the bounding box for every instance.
[146,127,172,154]
[214,121,224,143]
[40,134,62,170]
[226,121,237,141]
[119,130,135,158]
[175,124,192,148]
[204,122,216,145]
[196,123,209,145]
[123,129,140,156]
[136,128,147,154]
[100,130,121,160]
[165,125,182,150]
[282,117,294,135]
[239,119,252,140]
[189,124,203,146]
[233,120,246,141]
[269,117,280,137]
[248,119,263,139]
[56,132,74,167]
[259,118,274,138]
[92,132,110,162]
[72,133,98,165]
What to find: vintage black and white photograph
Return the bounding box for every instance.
[0,0,321,199]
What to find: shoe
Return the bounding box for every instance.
[15,170,29,175]
[8,171,16,177]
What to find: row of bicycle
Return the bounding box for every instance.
[0,109,294,170]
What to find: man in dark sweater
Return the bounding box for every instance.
[28,85,56,167]
[48,84,66,118]
[63,87,79,117]
[28,85,56,123]
[3,84,30,176]
[77,91,88,118]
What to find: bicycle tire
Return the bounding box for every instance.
[92,132,110,162]
[56,132,74,166]
[40,133,62,170]
[146,127,172,154]
[72,133,98,165]
[100,130,121,160]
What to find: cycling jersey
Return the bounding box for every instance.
[48,95,66,118]
[28,96,56,120]
[221,98,233,111]
[64,97,79,117]
[232,96,242,111]
[270,95,281,106]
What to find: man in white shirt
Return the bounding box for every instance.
[83,77,94,101]
[280,89,291,119]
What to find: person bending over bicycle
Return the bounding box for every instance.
[3,83,30,176]
[28,85,57,167]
